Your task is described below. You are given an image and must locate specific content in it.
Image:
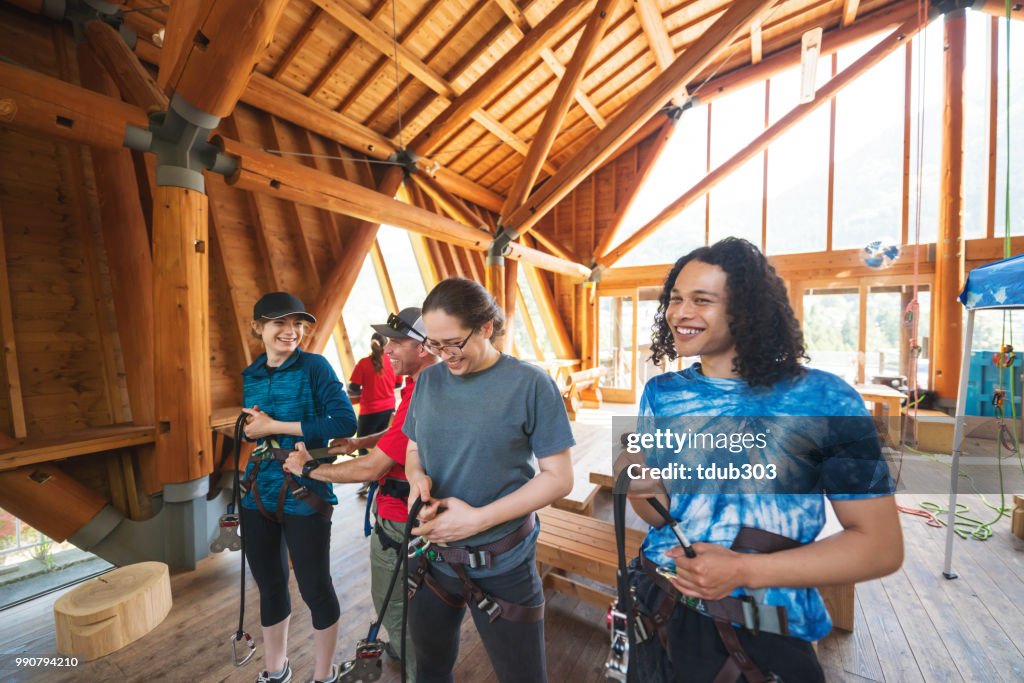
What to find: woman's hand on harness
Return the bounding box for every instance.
[242,406,278,440]
[665,543,750,601]
[283,442,313,475]
[413,496,487,544]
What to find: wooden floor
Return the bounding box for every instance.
[2,418,1023,682]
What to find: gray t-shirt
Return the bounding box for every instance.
[403,353,575,576]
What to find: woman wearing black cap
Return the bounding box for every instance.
[241,291,357,683]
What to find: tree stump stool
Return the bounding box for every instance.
[54,561,172,661]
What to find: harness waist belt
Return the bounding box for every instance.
[430,513,536,570]
[640,556,789,636]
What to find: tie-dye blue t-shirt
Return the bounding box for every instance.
[638,363,895,642]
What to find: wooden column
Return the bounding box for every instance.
[931,10,967,399]
[504,260,519,356]
[486,258,506,351]
[152,187,212,484]
[0,205,26,438]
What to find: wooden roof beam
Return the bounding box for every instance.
[973,0,1024,21]
[750,18,763,64]
[493,0,607,130]
[409,0,595,156]
[842,0,861,27]
[500,0,619,224]
[217,138,592,280]
[598,14,927,269]
[156,0,203,92]
[412,173,492,233]
[502,0,777,241]
[634,0,688,102]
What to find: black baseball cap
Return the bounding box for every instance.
[371,307,426,342]
[253,292,317,324]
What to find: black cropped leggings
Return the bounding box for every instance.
[240,506,340,630]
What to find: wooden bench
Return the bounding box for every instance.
[537,506,856,632]
[561,367,608,420]
[905,408,954,453]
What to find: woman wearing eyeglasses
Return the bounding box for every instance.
[401,277,576,683]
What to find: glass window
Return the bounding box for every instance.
[865,285,931,390]
[598,294,633,389]
[907,24,942,245]
[613,105,709,267]
[342,255,387,362]
[517,267,555,359]
[803,288,860,383]
[833,38,905,250]
[0,509,113,609]
[994,17,1024,237]
[766,66,829,254]
[376,226,427,309]
[708,82,765,246]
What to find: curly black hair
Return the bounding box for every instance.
[648,237,807,387]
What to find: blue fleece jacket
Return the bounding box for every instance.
[240,347,356,515]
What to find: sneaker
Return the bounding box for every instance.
[312,664,339,683]
[256,660,291,683]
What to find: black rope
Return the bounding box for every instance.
[400,497,424,683]
[232,412,249,644]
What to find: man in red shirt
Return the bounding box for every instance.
[286,308,435,680]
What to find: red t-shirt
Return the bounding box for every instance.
[375,377,414,523]
[350,355,397,415]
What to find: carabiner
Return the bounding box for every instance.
[231,630,256,666]
[407,536,431,558]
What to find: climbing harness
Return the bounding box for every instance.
[225,412,337,667]
[606,466,795,682]
[405,513,544,623]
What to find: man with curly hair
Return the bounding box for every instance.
[625,238,903,682]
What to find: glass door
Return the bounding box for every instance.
[598,290,636,403]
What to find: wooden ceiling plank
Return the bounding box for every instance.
[598,14,926,268]
[495,0,608,130]
[0,204,27,438]
[268,116,322,292]
[750,17,763,64]
[298,131,345,260]
[500,0,620,223]
[409,0,595,156]
[531,228,582,263]
[271,7,326,80]
[504,0,777,240]
[335,0,440,116]
[307,0,391,100]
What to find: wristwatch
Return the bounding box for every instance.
[301,459,323,479]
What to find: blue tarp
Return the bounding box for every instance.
[958,253,1024,310]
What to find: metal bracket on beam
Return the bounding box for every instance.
[488,229,513,266]
[392,148,422,179]
[46,0,137,47]
[123,93,237,192]
[585,264,605,284]
[929,0,976,14]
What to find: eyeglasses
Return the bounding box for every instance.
[386,313,425,342]
[422,329,476,356]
